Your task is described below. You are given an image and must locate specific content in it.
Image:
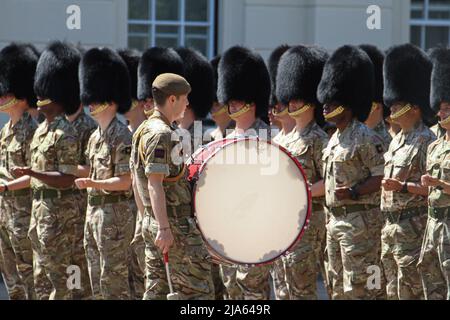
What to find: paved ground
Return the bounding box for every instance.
[0,276,329,300]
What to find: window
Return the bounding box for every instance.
[128,0,216,58]
[410,0,450,50]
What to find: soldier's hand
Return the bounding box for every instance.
[382,178,403,191]
[11,167,31,178]
[421,174,440,187]
[75,178,92,189]
[335,187,351,200]
[155,228,174,254]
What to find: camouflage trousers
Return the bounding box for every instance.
[270,258,289,300]
[282,208,327,300]
[236,264,272,300]
[29,194,79,299]
[220,264,242,300]
[211,263,226,300]
[417,211,450,300]
[84,199,135,300]
[129,212,145,300]
[0,194,34,299]
[71,192,92,300]
[142,207,214,300]
[381,211,427,300]
[326,207,385,300]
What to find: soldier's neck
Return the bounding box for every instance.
[280,116,295,134]
[96,113,116,131]
[128,111,146,132]
[364,108,383,129]
[235,114,256,132]
[8,106,27,126]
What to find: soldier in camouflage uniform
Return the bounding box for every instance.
[207,55,235,143]
[381,44,436,300]
[430,123,445,140]
[119,48,146,300]
[359,45,392,146]
[317,45,386,300]
[0,43,39,300]
[12,41,81,300]
[266,44,293,300]
[275,45,329,299]
[218,46,272,300]
[418,47,450,300]
[76,48,135,300]
[136,73,214,300]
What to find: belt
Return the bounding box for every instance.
[144,204,192,219]
[88,194,132,206]
[1,188,31,198]
[33,189,77,200]
[328,204,378,217]
[428,207,450,220]
[383,207,426,223]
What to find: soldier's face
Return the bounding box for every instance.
[438,102,450,129]
[173,94,189,119]
[323,103,345,123]
[0,94,18,113]
[390,102,418,126]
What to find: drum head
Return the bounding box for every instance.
[193,138,310,265]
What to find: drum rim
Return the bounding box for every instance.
[191,136,312,267]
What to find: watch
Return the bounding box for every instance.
[349,187,360,200]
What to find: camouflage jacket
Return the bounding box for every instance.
[373,120,392,146]
[323,119,386,207]
[426,136,450,208]
[139,110,191,207]
[85,117,132,197]
[30,115,79,190]
[381,121,436,211]
[70,111,97,166]
[0,112,37,182]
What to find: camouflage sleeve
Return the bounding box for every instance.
[313,135,328,179]
[142,132,171,177]
[113,132,132,177]
[358,136,385,177]
[417,135,435,176]
[55,133,79,176]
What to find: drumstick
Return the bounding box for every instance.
[164,252,180,300]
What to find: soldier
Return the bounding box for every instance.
[267,44,292,301]
[0,43,38,300]
[317,45,386,300]
[207,55,234,142]
[381,43,436,300]
[359,44,392,145]
[276,45,329,300]
[136,73,214,299]
[418,47,450,300]
[11,41,81,300]
[131,47,185,300]
[268,44,295,148]
[218,46,272,300]
[119,48,146,300]
[75,48,135,300]
[62,46,96,301]
[174,47,214,155]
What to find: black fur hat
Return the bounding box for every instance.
[268,44,290,106]
[359,44,390,119]
[210,55,221,103]
[383,43,433,119]
[0,43,39,107]
[34,41,81,115]
[175,47,214,119]
[429,47,450,112]
[138,47,184,101]
[218,46,270,118]
[118,49,141,101]
[80,47,131,114]
[317,45,374,122]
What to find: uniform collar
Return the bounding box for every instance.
[151,110,172,127]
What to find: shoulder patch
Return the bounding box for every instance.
[154,148,165,159]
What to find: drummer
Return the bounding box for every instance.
[275,45,329,299]
[136,73,214,299]
[217,46,272,300]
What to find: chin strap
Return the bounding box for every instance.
[273,106,289,117]
[440,114,450,125]
[211,105,227,117]
[0,98,18,111]
[288,104,311,118]
[36,99,52,108]
[228,104,251,120]
[390,104,412,120]
[90,103,110,116]
[324,106,345,120]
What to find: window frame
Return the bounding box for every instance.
[410,0,450,49]
[128,0,216,58]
